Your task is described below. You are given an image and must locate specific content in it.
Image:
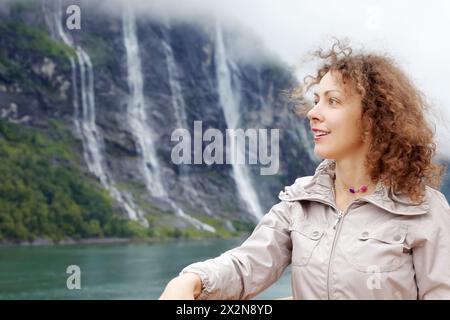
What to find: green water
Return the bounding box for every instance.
[0,238,292,300]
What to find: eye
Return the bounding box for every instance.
[313,99,319,105]
[329,98,339,106]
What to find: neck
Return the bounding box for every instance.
[334,157,376,194]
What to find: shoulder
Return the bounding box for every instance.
[278,176,314,200]
[420,186,450,228]
[293,176,314,186]
[424,186,449,211]
[265,176,315,224]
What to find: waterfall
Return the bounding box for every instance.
[122,8,215,233]
[161,35,212,216]
[214,25,264,221]
[122,8,165,199]
[161,39,188,130]
[48,1,146,226]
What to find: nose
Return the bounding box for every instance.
[306,103,323,123]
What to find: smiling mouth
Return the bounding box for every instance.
[313,130,331,138]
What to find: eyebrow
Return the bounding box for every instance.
[313,90,342,97]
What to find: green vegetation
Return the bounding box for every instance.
[193,214,253,238]
[113,212,255,241]
[0,20,75,86]
[0,120,250,243]
[0,21,76,60]
[80,35,117,72]
[0,119,131,243]
[9,0,39,15]
[230,219,256,234]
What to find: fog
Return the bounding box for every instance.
[93,0,450,157]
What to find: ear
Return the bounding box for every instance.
[361,129,371,143]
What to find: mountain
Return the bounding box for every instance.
[0,0,319,243]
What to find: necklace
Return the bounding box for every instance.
[334,180,371,194]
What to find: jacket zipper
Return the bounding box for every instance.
[286,196,362,299]
[289,197,347,299]
[332,211,344,229]
[327,208,346,299]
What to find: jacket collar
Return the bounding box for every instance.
[278,159,430,216]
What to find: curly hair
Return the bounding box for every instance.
[292,40,445,203]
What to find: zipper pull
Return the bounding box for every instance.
[333,211,344,230]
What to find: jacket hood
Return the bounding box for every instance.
[278,159,430,215]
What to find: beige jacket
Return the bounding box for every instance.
[180,159,450,299]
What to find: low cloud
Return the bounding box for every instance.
[83,0,450,157]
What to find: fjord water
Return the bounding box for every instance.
[0,239,291,300]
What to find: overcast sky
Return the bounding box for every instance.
[101,0,450,157]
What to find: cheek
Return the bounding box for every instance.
[314,126,364,158]
[338,123,362,141]
[313,107,365,157]
[329,115,365,146]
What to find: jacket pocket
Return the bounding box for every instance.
[289,222,325,266]
[344,223,410,272]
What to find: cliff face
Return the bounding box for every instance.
[2,1,449,243]
[0,0,320,241]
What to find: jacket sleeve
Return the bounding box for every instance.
[413,190,450,299]
[179,200,293,300]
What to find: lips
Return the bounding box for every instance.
[312,128,331,138]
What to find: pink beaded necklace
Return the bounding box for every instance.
[334,180,370,194]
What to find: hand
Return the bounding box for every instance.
[159,273,202,300]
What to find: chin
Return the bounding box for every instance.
[313,147,329,158]
[314,148,338,160]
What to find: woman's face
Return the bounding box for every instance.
[307,71,369,160]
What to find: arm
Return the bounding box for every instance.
[413,191,450,299]
[159,272,202,300]
[179,200,293,300]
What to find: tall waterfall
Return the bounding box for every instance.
[122,9,215,233]
[161,35,212,215]
[122,8,166,199]
[48,1,146,225]
[214,25,264,221]
[161,39,188,131]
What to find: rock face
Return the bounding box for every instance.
[0,0,320,235]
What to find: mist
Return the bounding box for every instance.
[55,0,450,157]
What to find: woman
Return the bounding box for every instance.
[159,42,450,300]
